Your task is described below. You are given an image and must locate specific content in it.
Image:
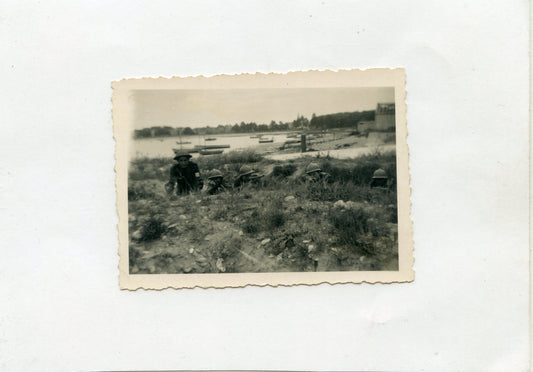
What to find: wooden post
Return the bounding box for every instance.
[301,134,306,152]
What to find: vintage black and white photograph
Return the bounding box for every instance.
[114,69,412,289]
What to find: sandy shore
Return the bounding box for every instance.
[242,132,395,160]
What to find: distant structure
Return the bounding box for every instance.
[375,103,395,130]
[357,102,395,134]
[357,120,375,135]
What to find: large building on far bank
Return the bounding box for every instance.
[357,102,396,134]
[375,103,395,130]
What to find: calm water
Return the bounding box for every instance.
[130,133,289,159]
[130,133,395,161]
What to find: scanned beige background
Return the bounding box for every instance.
[1,1,528,371]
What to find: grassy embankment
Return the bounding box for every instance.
[127,149,398,274]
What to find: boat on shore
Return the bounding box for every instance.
[199,149,224,155]
[194,144,230,149]
[204,137,217,141]
[258,137,274,143]
[176,141,191,144]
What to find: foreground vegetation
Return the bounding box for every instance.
[128,149,399,274]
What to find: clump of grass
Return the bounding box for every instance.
[241,197,286,234]
[242,210,260,234]
[129,246,142,269]
[223,149,263,164]
[263,198,286,230]
[212,205,229,221]
[196,149,264,171]
[315,150,397,187]
[328,205,390,255]
[135,214,167,242]
[128,182,162,201]
[129,157,170,181]
[271,164,297,178]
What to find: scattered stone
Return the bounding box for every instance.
[303,240,311,244]
[179,215,187,220]
[261,238,271,245]
[204,237,210,241]
[284,195,295,202]
[183,266,193,273]
[333,200,346,209]
[239,230,244,236]
[195,255,208,266]
[345,201,358,210]
[131,230,142,240]
[307,244,316,253]
[359,256,366,262]
[189,248,194,254]
[216,258,226,272]
[168,223,178,229]
[196,200,202,203]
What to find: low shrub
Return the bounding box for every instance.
[196,149,264,171]
[128,182,161,201]
[241,197,286,234]
[271,164,297,177]
[129,157,170,181]
[263,198,286,230]
[328,205,390,255]
[136,214,167,242]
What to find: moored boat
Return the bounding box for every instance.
[199,149,224,155]
[194,144,230,149]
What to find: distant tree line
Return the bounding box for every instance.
[309,111,375,130]
[134,110,374,138]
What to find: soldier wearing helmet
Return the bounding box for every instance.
[234,165,264,189]
[303,162,331,183]
[370,168,388,188]
[165,150,203,195]
[202,169,227,195]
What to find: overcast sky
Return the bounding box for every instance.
[133,87,394,129]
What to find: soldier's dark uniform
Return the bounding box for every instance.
[165,151,203,195]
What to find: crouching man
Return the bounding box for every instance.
[234,165,264,190]
[202,169,227,195]
[165,150,203,195]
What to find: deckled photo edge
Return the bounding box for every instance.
[113,69,413,290]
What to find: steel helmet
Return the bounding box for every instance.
[208,169,223,180]
[306,162,321,174]
[372,168,388,179]
[238,165,254,176]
